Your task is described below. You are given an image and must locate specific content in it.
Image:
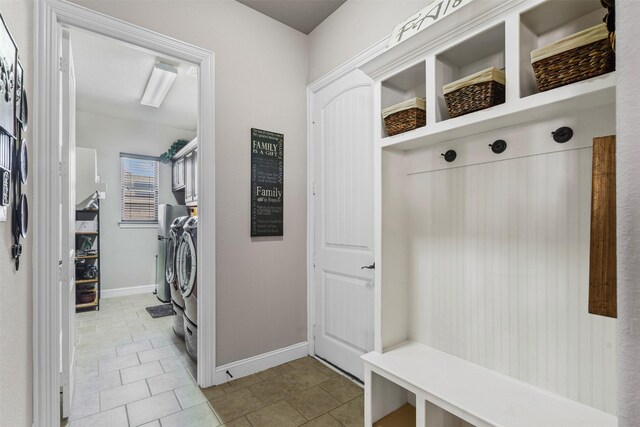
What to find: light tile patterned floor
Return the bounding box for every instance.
[65,294,363,426]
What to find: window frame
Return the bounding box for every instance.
[119,152,161,225]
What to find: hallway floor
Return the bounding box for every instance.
[66,293,363,426]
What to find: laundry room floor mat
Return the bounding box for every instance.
[145,304,175,318]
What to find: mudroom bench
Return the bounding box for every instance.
[363,342,616,427]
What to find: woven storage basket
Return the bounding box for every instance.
[443,67,505,118]
[77,288,96,304]
[531,23,615,92]
[382,97,426,137]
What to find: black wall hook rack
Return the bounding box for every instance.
[441,150,457,162]
[489,140,507,154]
[552,126,573,143]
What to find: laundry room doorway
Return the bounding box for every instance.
[34,1,215,424]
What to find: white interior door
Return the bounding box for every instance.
[60,28,77,418]
[313,70,374,381]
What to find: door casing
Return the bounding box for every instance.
[33,1,215,424]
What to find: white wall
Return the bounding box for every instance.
[71,0,309,365]
[76,110,195,291]
[617,1,640,424]
[76,147,99,202]
[0,1,33,425]
[308,0,431,83]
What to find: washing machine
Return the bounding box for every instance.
[166,216,189,338]
[177,216,198,360]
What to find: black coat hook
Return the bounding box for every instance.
[489,139,507,154]
[441,150,456,162]
[552,126,573,143]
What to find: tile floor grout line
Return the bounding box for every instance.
[124,404,131,427]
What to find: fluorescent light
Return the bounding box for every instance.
[141,62,178,108]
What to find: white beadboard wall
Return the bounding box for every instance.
[399,106,617,414]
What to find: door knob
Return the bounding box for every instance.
[361,263,375,270]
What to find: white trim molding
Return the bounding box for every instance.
[34,1,215,425]
[214,342,309,385]
[100,284,157,299]
[307,37,387,93]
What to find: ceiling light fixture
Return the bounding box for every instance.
[140,62,178,108]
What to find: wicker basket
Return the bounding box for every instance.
[531,23,615,92]
[443,67,505,118]
[77,289,96,304]
[382,97,426,137]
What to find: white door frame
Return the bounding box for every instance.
[305,40,385,359]
[33,1,216,424]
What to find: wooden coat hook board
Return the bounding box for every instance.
[589,135,617,318]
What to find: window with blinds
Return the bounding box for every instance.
[120,153,160,223]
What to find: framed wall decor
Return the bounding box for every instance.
[0,13,16,139]
[250,128,284,237]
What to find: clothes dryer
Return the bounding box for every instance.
[166,215,189,337]
[177,216,198,360]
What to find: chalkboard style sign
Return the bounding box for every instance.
[251,128,284,237]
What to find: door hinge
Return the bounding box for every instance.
[59,56,69,73]
[313,324,316,339]
[313,254,316,268]
[58,260,64,282]
[59,161,68,177]
[312,182,316,196]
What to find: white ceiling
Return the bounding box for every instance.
[237,0,346,34]
[70,28,198,132]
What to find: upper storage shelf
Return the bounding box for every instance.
[519,0,606,97]
[435,22,505,122]
[381,62,426,137]
[382,72,614,150]
[361,0,615,151]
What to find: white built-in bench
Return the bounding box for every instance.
[363,342,617,427]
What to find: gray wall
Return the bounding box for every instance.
[76,110,195,291]
[71,0,309,365]
[0,1,33,425]
[308,0,430,83]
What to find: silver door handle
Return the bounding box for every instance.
[361,263,375,270]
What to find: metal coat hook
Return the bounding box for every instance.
[489,139,507,154]
[552,126,573,143]
[441,150,457,163]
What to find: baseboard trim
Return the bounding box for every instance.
[214,342,309,385]
[101,284,156,299]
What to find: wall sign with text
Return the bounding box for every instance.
[251,128,284,237]
[388,0,476,48]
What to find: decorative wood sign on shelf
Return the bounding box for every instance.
[589,135,616,318]
[250,128,283,237]
[388,0,476,48]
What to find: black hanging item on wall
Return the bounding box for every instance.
[489,139,507,154]
[552,126,574,143]
[441,150,457,163]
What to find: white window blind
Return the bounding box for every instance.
[120,153,160,223]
